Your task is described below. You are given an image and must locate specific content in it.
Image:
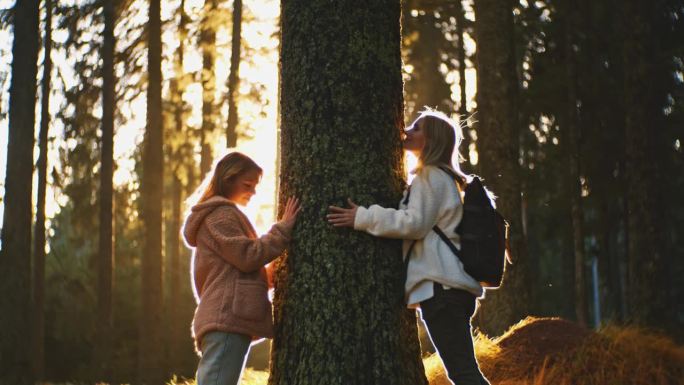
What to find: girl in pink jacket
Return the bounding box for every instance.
[183,152,300,385]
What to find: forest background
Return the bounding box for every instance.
[0,0,682,384]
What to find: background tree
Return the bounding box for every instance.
[33,0,54,379]
[559,0,587,326]
[226,0,242,147]
[95,0,117,379]
[199,0,219,175]
[270,1,427,384]
[473,0,530,336]
[0,0,40,383]
[164,0,198,374]
[621,0,671,330]
[139,0,165,381]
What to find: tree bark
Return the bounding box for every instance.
[455,0,470,164]
[472,0,530,336]
[168,0,189,371]
[621,0,670,330]
[140,0,165,381]
[560,0,587,326]
[96,0,116,379]
[226,0,242,148]
[0,0,39,383]
[270,1,428,384]
[200,0,218,175]
[32,0,53,380]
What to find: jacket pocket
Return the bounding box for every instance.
[232,279,269,321]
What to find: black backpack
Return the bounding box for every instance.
[434,166,510,288]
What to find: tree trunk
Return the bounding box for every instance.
[472,0,530,336]
[200,0,218,175]
[270,1,427,384]
[621,0,670,330]
[140,0,165,381]
[455,0,470,164]
[226,0,242,148]
[168,0,188,371]
[32,0,53,380]
[0,2,40,385]
[96,0,116,379]
[560,0,587,326]
[0,0,39,383]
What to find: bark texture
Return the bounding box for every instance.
[0,0,40,383]
[560,0,587,326]
[200,0,218,175]
[226,0,242,148]
[622,0,670,330]
[270,1,428,384]
[140,0,165,381]
[473,0,530,336]
[96,0,116,379]
[33,0,53,379]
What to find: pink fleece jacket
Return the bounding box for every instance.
[182,196,292,350]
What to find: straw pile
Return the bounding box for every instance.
[426,316,684,385]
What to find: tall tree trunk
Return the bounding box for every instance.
[32,0,53,380]
[472,0,529,336]
[0,0,39,383]
[168,0,188,371]
[560,0,587,326]
[96,0,116,379]
[270,2,427,384]
[226,0,242,148]
[621,0,670,330]
[140,0,165,381]
[200,0,218,175]
[455,0,470,164]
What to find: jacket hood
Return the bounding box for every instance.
[182,196,235,247]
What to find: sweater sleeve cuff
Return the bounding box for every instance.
[354,206,370,231]
[272,221,293,241]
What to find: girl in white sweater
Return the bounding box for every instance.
[327,110,490,385]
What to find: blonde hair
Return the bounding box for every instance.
[412,108,469,187]
[188,151,262,206]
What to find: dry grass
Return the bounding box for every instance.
[119,318,684,385]
[166,368,268,385]
[425,317,684,385]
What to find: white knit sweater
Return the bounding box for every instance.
[354,165,483,307]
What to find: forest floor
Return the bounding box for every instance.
[169,317,684,385]
[50,317,684,385]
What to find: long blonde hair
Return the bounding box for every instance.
[413,108,469,187]
[188,151,262,206]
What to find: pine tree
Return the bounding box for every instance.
[621,0,670,330]
[199,0,219,175]
[472,0,530,336]
[95,0,116,378]
[140,0,165,381]
[32,0,53,379]
[270,2,427,384]
[226,0,242,147]
[0,0,40,382]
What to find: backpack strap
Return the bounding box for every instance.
[433,225,461,257]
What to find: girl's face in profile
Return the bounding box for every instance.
[403,119,426,155]
[225,168,261,206]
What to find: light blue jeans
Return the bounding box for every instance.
[196,331,251,385]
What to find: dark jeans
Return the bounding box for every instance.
[420,283,490,385]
